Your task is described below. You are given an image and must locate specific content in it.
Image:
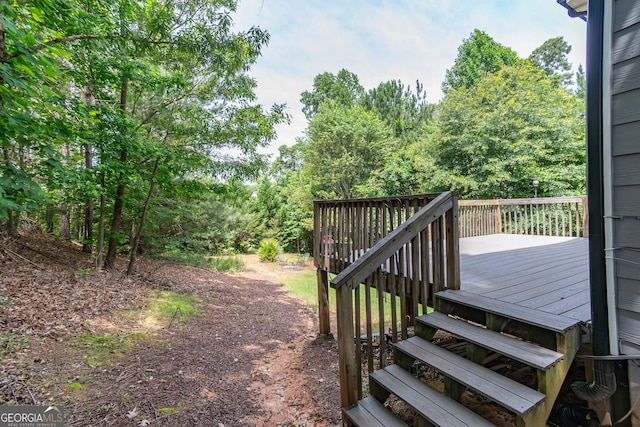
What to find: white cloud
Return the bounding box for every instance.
[233,0,587,157]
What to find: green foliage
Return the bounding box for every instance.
[575,64,586,99]
[67,382,83,391]
[258,238,281,263]
[75,332,143,366]
[300,68,364,119]
[422,63,586,199]
[149,291,203,322]
[0,333,28,356]
[442,29,520,94]
[528,36,573,88]
[304,103,392,199]
[359,79,434,142]
[209,256,245,273]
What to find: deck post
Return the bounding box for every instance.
[317,268,332,336]
[335,283,359,409]
[446,195,461,290]
[582,195,589,237]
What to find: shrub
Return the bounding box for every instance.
[209,256,244,272]
[258,238,281,263]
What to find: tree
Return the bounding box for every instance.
[300,69,364,119]
[528,36,573,87]
[64,0,287,270]
[442,29,519,94]
[359,79,433,142]
[0,0,90,232]
[575,64,586,99]
[423,63,585,199]
[303,102,391,199]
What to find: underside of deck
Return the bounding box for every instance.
[458,234,590,324]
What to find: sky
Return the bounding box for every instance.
[231,0,588,158]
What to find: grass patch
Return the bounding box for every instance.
[67,382,83,391]
[148,291,203,323]
[159,251,244,272]
[278,270,429,333]
[278,270,318,310]
[75,332,144,367]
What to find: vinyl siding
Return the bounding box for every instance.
[611,0,640,354]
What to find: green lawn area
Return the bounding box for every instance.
[277,269,430,335]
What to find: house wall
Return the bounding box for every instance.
[610,0,640,356]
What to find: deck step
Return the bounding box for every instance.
[436,290,581,333]
[416,312,564,370]
[343,396,408,427]
[370,364,496,427]
[395,337,545,417]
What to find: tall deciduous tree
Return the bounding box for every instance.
[423,63,585,199]
[528,36,573,88]
[0,0,88,232]
[300,68,364,119]
[442,29,519,94]
[303,102,390,199]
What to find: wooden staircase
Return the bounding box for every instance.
[343,290,583,427]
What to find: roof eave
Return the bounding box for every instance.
[557,0,588,21]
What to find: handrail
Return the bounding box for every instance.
[331,191,454,290]
[330,191,460,410]
[458,195,588,238]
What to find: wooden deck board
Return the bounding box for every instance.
[459,235,591,324]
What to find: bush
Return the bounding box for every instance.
[258,238,281,263]
[209,256,245,272]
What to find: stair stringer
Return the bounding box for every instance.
[518,324,582,427]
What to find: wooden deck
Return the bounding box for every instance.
[458,234,590,324]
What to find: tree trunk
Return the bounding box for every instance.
[96,172,106,268]
[104,163,126,269]
[46,205,55,235]
[73,204,82,240]
[104,75,129,269]
[83,88,94,253]
[2,147,14,236]
[59,204,70,240]
[59,143,70,240]
[127,159,159,275]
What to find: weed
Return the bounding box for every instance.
[67,382,83,391]
[76,268,91,280]
[76,332,143,367]
[148,291,203,323]
[1,334,28,356]
[156,407,179,416]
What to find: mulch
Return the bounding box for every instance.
[0,231,341,426]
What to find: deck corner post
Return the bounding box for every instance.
[336,283,359,409]
[317,268,332,337]
[446,194,461,290]
[582,195,589,237]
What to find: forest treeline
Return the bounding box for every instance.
[1,2,586,268]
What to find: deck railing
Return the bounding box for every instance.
[458,196,588,238]
[328,191,459,409]
[313,193,440,274]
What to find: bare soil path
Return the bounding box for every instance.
[0,233,341,426]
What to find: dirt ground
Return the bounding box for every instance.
[0,232,341,426]
[0,231,592,427]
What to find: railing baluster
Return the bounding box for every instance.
[365,276,373,374]
[390,253,398,342]
[377,268,386,369]
[421,227,430,311]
